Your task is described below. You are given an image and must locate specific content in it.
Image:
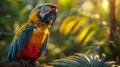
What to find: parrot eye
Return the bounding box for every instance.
[37,5,57,24]
[38,6,51,21]
[40,6,50,13]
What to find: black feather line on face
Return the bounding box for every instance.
[37,9,57,24]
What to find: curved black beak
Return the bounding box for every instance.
[43,9,57,24]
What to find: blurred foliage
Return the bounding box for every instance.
[59,0,109,53]
[57,0,120,63]
[0,0,120,66]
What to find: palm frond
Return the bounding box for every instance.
[51,53,116,67]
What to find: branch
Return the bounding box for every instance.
[0,61,50,67]
[109,0,118,42]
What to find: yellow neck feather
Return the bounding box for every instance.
[28,9,51,29]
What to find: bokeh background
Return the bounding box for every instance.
[0,0,120,65]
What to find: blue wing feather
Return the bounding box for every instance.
[40,36,49,56]
[7,22,34,62]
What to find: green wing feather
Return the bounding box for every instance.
[7,22,34,62]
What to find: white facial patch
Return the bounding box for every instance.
[39,6,51,18]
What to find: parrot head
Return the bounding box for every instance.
[29,3,58,25]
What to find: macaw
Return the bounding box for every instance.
[7,3,58,67]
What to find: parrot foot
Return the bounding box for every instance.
[19,59,29,67]
[29,61,37,67]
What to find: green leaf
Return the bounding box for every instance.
[51,53,115,67]
[59,16,80,35]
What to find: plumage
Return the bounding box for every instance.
[7,22,34,61]
[7,3,57,66]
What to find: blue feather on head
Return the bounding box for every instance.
[29,3,58,24]
[29,4,44,16]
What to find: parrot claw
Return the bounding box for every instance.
[19,59,37,67]
[19,59,29,67]
[29,61,37,67]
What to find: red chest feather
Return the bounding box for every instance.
[17,44,40,61]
